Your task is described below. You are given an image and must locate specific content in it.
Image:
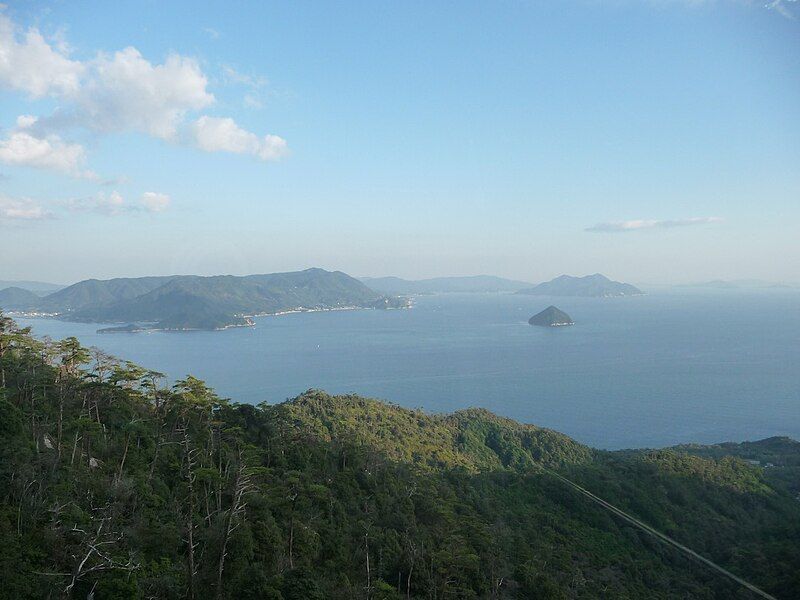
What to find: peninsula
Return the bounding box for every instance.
[0,268,408,331]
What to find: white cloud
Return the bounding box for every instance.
[765,0,797,19]
[94,190,125,214]
[75,47,215,139]
[0,12,288,174]
[0,125,94,178]
[203,27,221,40]
[243,93,265,109]
[0,195,52,221]
[0,15,214,140]
[0,14,84,98]
[65,190,170,215]
[140,192,170,212]
[222,65,269,111]
[64,190,127,215]
[106,191,126,210]
[16,114,38,128]
[586,217,723,232]
[222,65,267,89]
[188,116,288,161]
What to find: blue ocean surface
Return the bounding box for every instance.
[15,290,800,450]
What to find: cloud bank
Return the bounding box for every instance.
[0,12,287,178]
[0,189,170,225]
[189,116,288,161]
[0,115,96,179]
[765,0,798,20]
[140,192,171,213]
[0,195,52,221]
[65,191,171,215]
[586,217,723,232]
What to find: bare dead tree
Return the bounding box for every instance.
[62,508,138,597]
[114,419,141,484]
[145,377,168,484]
[181,424,199,600]
[89,348,117,385]
[215,451,252,599]
[404,533,418,600]
[287,490,298,570]
[364,524,372,599]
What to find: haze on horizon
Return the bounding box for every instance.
[1,2,798,285]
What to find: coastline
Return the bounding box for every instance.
[93,301,413,333]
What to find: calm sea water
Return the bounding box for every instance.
[15,291,800,450]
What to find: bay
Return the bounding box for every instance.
[15,290,800,449]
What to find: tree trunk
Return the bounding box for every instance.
[116,433,130,483]
[148,438,161,483]
[288,519,294,569]
[0,343,6,389]
[70,432,80,466]
[183,427,197,600]
[216,457,249,600]
[57,382,64,460]
[147,411,165,483]
[31,393,37,452]
[365,533,371,598]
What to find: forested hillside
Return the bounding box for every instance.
[1,311,798,599]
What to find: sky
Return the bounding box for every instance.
[0,1,798,285]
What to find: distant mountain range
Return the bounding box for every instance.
[517,274,643,297]
[0,280,65,295]
[676,279,797,290]
[362,273,644,296]
[0,268,407,330]
[360,275,533,294]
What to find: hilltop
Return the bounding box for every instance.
[1,268,407,330]
[0,316,797,598]
[518,274,643,297]
[0,286,42,310]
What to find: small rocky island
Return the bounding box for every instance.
[529,305,574,327]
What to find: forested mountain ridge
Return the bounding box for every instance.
[1,269,407,330]
[1,313,798,599]
[40,276,178,311]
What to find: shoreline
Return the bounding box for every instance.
[87,303,414,334]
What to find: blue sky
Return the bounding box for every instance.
[0,1,798,284]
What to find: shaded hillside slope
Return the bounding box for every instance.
[0,286,42,310]
[40,276,177,311]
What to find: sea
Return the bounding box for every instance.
[14,289,800,450]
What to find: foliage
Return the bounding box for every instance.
[0,311,798,599]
